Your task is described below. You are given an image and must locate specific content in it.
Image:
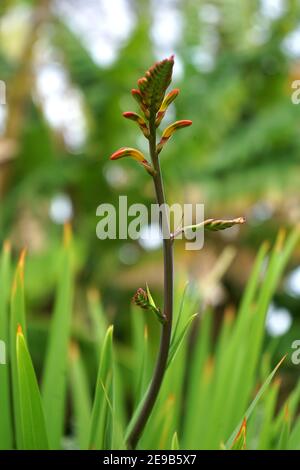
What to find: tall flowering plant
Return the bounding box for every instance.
[109,56,245,449]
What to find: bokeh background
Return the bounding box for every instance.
[0,0,300,382]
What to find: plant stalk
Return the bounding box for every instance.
[126,117,174,450]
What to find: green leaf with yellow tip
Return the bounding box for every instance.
[42,224,74,449]
[171,432,180,450]
[10,249,27,450]
[16,326,49,450]
[230,418,246,450]
[277,404,290,450]
[226,355,286,449]
[0,241,13,449]
[89,325,114,450]
[69,342,92,450]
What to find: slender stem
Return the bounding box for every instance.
[126,117,174,450]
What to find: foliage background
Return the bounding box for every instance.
[0,0,300,445]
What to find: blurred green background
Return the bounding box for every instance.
[0,0,300,378]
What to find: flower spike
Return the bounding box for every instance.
[107,56,247,451]
[156,120,192,154]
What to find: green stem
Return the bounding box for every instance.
[126,117,174,450]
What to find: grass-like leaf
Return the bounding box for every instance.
[69,342,92,450]
[89,325,114,450]
[225,355,286,448]
[230,419,246,450]
[168,313,198,367]
[288,416,300,450]
[87,288,108,357]
[0,242,13,449]
[171,432,179,450]
[42,225,74,449]
[16,326,48,449]
[10,249,27,450]
[277,405,290,450]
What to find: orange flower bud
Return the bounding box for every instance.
[155,89,180,127]
[156,120,192,154]
[131,89,149,118]
[110,147,145,162]
[109,147,154,175]
[123,112,150,138]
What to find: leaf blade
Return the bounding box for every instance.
[0,242,13,449]
[16,326,49,450]
[42,225,74,449]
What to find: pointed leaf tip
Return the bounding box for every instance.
[226,354,287,449]
[18,248,27,269]
[231,418,247,450]
[17,324,23,336]
[12,248,27,294]
[3,239,11,253]
[107,324,114,335]
[284,403,290,422]
[63,222,72,247]
[69,341,79,361]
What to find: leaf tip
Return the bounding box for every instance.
[63,222,72,246]
[3,239,11,253]
[69,341,79,361]
[231,417,247,450]
[284,403,290,422]
[17,324,23,336]
[107,324,114,336]
[275,228,286,252]
[279,354,287,367]
[144,325,148,341]
[18,248,27,270]
[12,248,27,294]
